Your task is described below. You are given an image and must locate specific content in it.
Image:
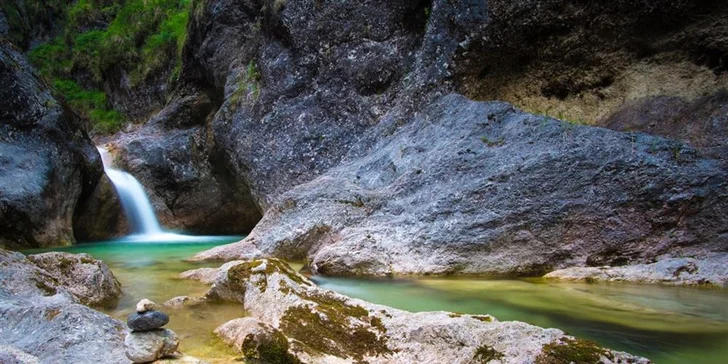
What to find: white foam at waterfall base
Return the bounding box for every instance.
[98,147,231,243]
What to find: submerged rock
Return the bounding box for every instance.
[184,258,649,363]
[544,254,728,287]
[124,329,179,363]
[127,311,170,332]
[195,95,728,278]
[162,296,205,310]
[27,252,122,307]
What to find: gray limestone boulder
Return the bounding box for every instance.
[27,252,122,307]
[124,329,179,364]
[0,249,130,364]
[195,95,728,278]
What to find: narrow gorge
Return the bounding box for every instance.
[1,0,727,363]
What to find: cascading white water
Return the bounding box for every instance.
[104,168,163,235]
[97,146,205,242]
[98,147,164,236]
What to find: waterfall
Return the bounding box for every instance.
[97,146,238,243]
[98,147,163,235]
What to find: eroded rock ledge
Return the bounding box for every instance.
[544,254,728,287]
[194,95,728,279]
[181,258,650,364]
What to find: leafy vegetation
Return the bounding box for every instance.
[20,0,191,134]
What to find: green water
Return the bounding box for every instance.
[25,240,728,364]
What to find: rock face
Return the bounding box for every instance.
[187,258,648,363]
[604,91,728,165]
[0,39,103,249]
[544,253,728,287]
[195,95,728,277]
[73,174,130,241]
[111,0,727,267]
[27,252,122,307]
[455,0,728,128]
[0,249,130,364]
[110,114,261,235]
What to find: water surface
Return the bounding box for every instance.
[25,240,728,364]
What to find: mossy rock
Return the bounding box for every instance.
[474,344,504,363]
[227,258,312,294]
[241,324,301,364]
[536,337,614,364]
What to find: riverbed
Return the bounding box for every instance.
[24,239,728,364]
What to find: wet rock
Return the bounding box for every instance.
[195,95,728,277]
[201,259,648,363]
[124,329,179,363]
[73,174,129,241]
[544,254,728,287]
[27,252,122,307]
[127,311,170,332]
[0,40,103,249]
[136,299,156,313]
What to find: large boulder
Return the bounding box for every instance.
[0,249,129,363]
[186,258,648,363]
[195,95,728,277]
[0,39,103,249]
[27,252,122,307]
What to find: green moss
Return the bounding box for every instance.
[229,60,261,109]
[22,0,190,134]
[474,345,504,363]
[536,337,613,364]
[481,136,505,147]
[227,258,311,294]
[448,313,462,318]
[472,315,493,323]
[280,304,391,361]
[241,329,301,364]
[369,316,386,333]
[34,279,57,296]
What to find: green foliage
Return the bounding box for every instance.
[52,79,124,134]
[229,61,262,108]
[24,0,191,134]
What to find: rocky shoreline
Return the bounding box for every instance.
[544,253,728,288]
[180,258,651,364]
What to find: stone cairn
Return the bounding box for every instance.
[124,299,180,363]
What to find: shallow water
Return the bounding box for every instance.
[24,237,246,363]
[24,240,728,364]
